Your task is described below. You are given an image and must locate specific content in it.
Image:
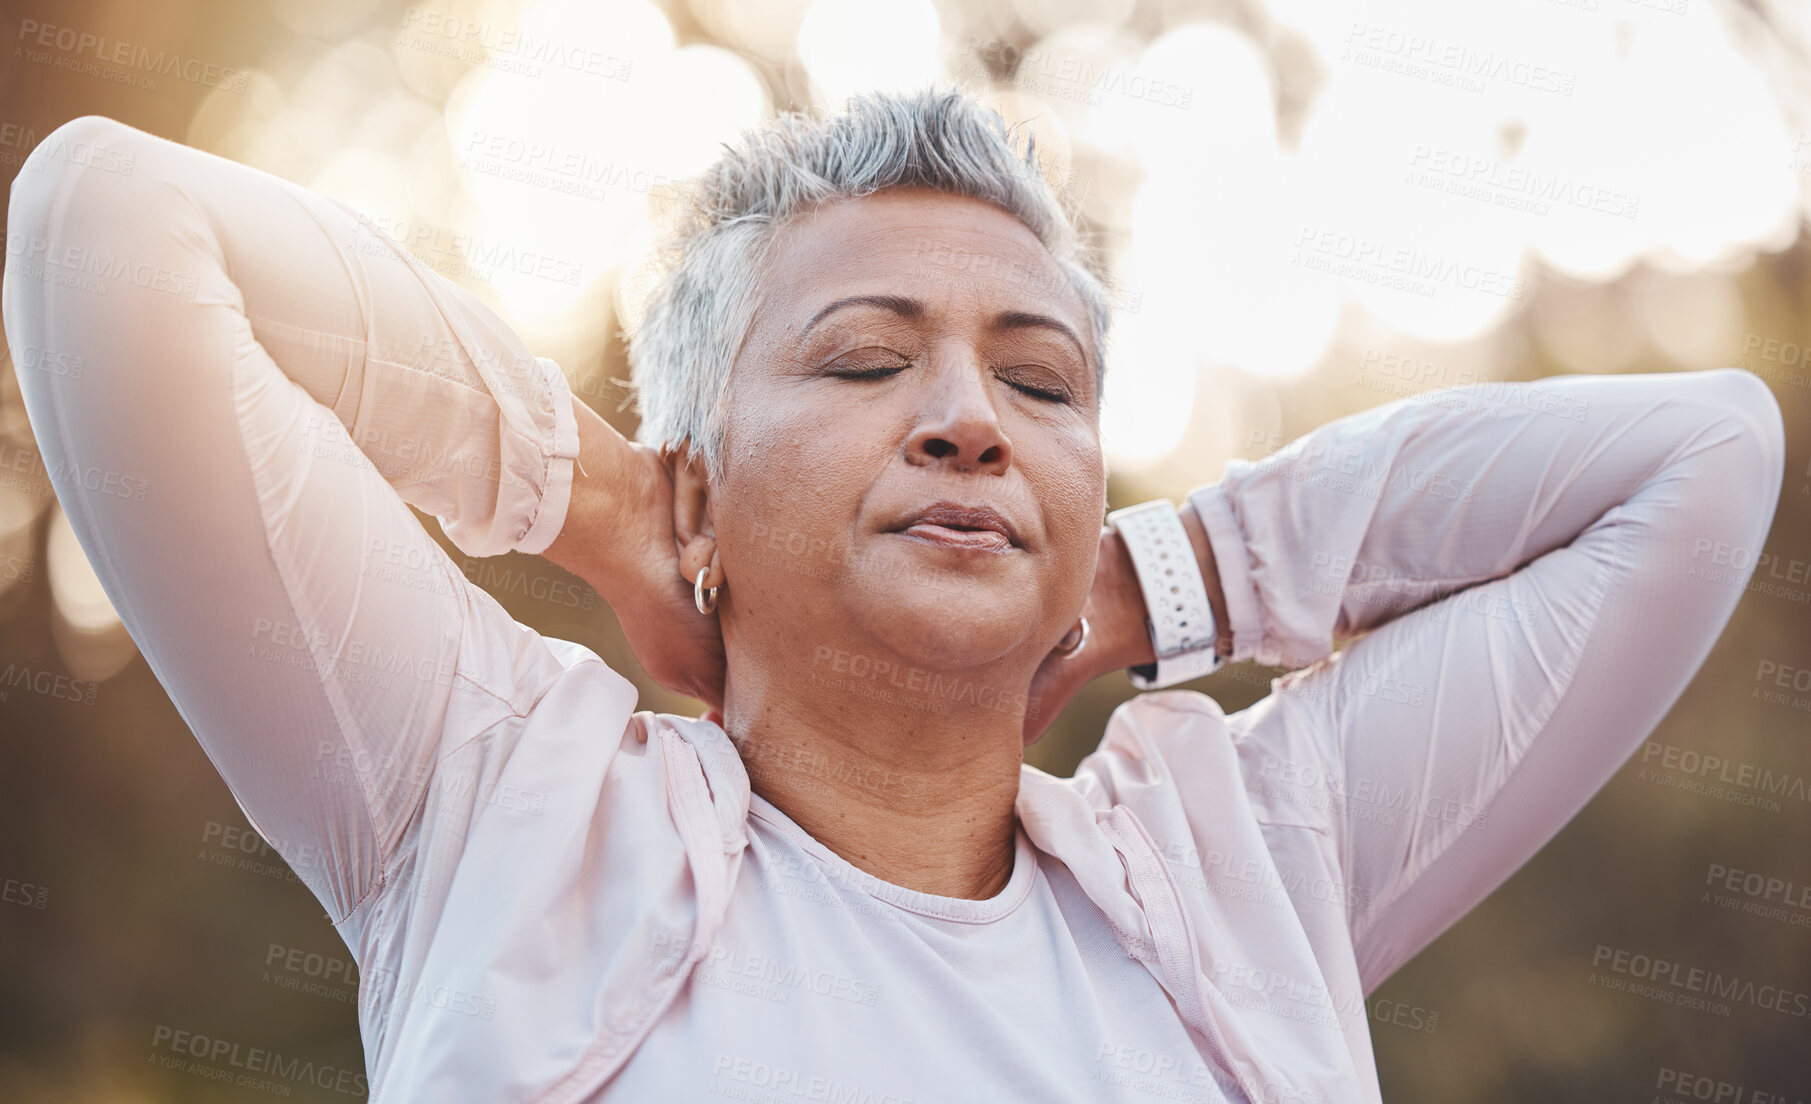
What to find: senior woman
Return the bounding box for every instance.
[3,88,1785,1102]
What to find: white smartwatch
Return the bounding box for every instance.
[1106,500,1225,689]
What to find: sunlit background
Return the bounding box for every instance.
[2,0,1809,1099]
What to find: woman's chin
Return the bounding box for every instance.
[851,588,1044,671]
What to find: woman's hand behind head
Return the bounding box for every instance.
[1021,526,1157,747]
[546,414,728,714]
[613,442,730,712]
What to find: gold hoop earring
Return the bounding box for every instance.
[1055,616,1089,657]
[694,568,720,615]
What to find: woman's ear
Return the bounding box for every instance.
[666,443,723,590]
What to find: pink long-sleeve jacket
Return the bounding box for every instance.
[2,115,1787,1103]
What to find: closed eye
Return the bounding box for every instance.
[823,358,1073,403]
[822,347,913,381]
[996,366,1071,403]
[827,361,908,380]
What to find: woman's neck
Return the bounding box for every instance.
[720,646,1027,900]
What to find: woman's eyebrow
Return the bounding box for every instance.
[801,296,1086,365]
[993,311,1086,364]
[800,294,923,337]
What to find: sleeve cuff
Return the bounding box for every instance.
[513,354,579,555]
[1185,482,1265,666]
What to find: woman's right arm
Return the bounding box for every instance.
[2,115,598,924]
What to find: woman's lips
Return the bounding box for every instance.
[896,522,1014,552]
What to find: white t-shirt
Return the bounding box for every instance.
[610,799,1250,1104]
[4,114,1786,1104]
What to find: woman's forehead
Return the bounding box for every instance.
[758,189,1088,335]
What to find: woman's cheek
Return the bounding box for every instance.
[718,446,862,584]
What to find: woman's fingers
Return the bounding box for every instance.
[564,440,728,716]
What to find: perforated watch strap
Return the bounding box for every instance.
[1107,500,1223,689]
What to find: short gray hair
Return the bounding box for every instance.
[625,84,1114,483]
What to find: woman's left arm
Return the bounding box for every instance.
[1190,368,1785,990]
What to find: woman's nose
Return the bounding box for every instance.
[902,366,1013,475]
